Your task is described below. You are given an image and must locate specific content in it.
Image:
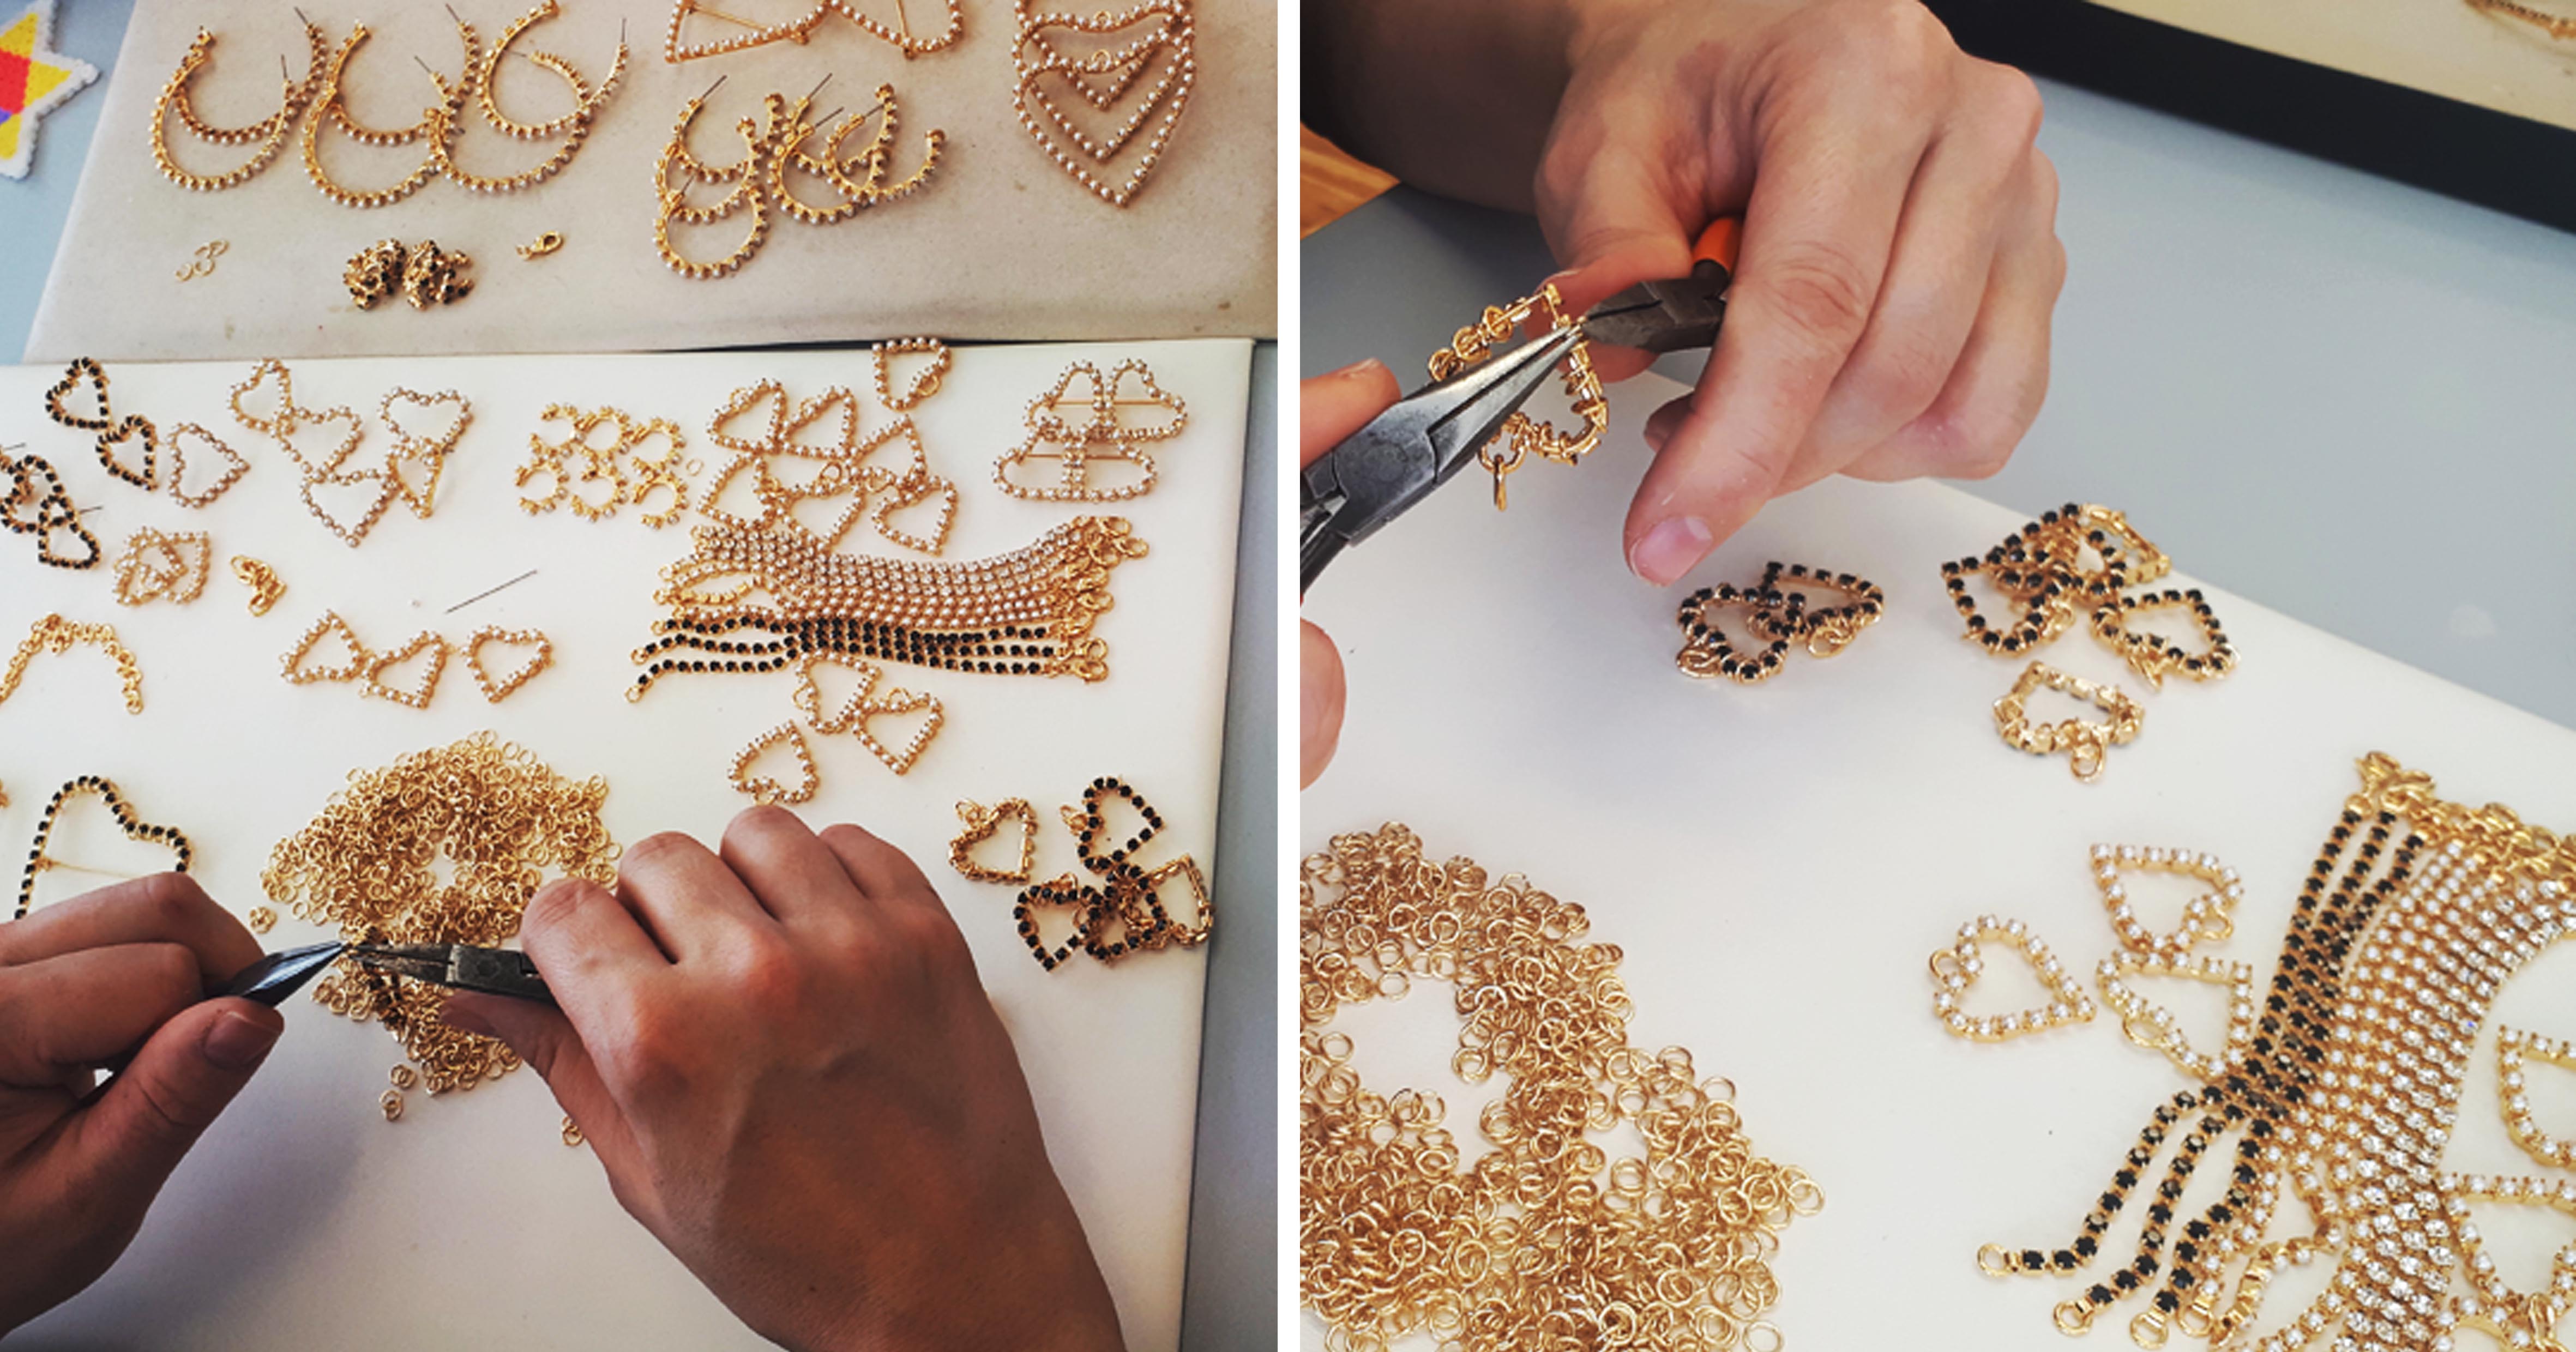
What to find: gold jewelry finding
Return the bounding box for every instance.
[17,776,192,919]
[110,528,213,606]
[281,610,372,684]
[2496,1028,2576,1169]
[298,23,462,209]
[2089,843,2240,959]
[166,424,251,508]
[1993,661,2142,782]
[2465,0,2576,37]
[995,359,1187,503]
[1424,283,1605,508]
[231,557,286,615]
[1929,915,2096,1040]
[1,614,144,714]
[729,722,819,804]
[463,627,553,703]
[518,231,565,259]
[345,239,407,309]
[654,81,943,281]
[2093,951,2256,1081]
[246,905,279,934]
[664,0,964,62]
[175,239,230,281]
[949,799,1040,884]
[358,631,453,710]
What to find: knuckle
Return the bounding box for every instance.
[1977,64,2045,148]
[1848,336,1954,430]
[610,998,698,1098]
[621,830,701,876]
[521,878,599,940]
[1756,243,1877,354]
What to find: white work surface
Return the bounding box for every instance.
[28,0,1275,362]
[1297,372,2576,1350]
[0,338,1248,1351]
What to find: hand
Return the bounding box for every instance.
[1537,0,2065,583]
[444,808,1121,1352]
[1298,358,1404,788]
[0,875,282,1335]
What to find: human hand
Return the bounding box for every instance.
[1537,0,2065,583]
[0,875,282,1336]
[1299,358,1404,788]
[443,808,1121,1352]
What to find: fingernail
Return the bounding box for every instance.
[1629,516,1713,586]
[1322,357,1388,382]
[203,1008,281,1072]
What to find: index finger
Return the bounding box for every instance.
[1622,102,1926,584]
[0,873,263,986]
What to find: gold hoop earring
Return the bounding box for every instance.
[300,23,466,209]
[766,85,942,225]
[431,1,628,195]
[653,81,770,280]
[151,22,328,191]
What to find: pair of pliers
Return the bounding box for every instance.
[222,940,557,1007]
[1301,218,1741,593]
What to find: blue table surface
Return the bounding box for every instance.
[2,3,1275,1344]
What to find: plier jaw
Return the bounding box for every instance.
[1299,326,1581,592]
[349,942,556,1004]
[1580,257,1731,354]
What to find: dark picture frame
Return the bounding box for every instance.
[1923,0,2576,234]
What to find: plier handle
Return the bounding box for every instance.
[1300,218,1741,593]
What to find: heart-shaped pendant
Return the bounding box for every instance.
[281,610,372,684]
[274,405,368,480]
[1753,562,1887,657]
[1066,776,1163,870]
[850,684,941,776]
[697,453,782,532]
[870,472,956,554]
[949,798,1040,884]
[300,465,399,548]
[792,653,882,734]
[872,338,950,412]
[1928,915,2095,1041]
[2089,844,2241,959]
[110,527,211,606]
[386,441,451,520]
[781,485,871,551]
[1141,855,1211,946]
[2094,952,2255,1079]
[92,414,160,490]
[228,358,297,436]
[2090,588,2236,689]
[1080,859,1164,960]
[43,357,115,432]
[17,775,195,919]
[359,631,452,710]
[851,418,930,492]
[165,424,252,509]
[709,380,791,455]
[729,722,819,805]
[1993,661,2143,783]
[464,627,554,703]
[1013,872,1103,971]
[379,387,473,455]
[1010,0,1195,207]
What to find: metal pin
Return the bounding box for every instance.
[698,73,729,104]
[446,569,538,614]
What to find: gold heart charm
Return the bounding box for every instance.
[1013,872,1103,971]
[386,441,450,520]
[1010,0,1196,207]
[228,358,297,436]
[281,611,372,683]
[1103,359,1188,441]
[870,472,956,554]
[872,338,950,412]
[2094,952,2255,1080]
[464,627,554,703]
[949,799,1040,884]
[782,387,861,458]
[850,685,941,776]
[379,387,473,455]
[851,418,930,492]
[2088,844,2241,959]
[2497,1028,2576,1170]
[96,415,160,490]
[44,357,115,432]
[166,424,251,509]
[781,485,871,551]
[16,775,194,920]
[792,653,882,734]
[697,453,783,532]
[1928,916,2095,1041]
[709,380,790,455]
[1066,776,1164,870]
[729,722,819,805]
[1993,661,2143,783]
[1142,855,1211,947]
[274,405,367,480]
[2090,587,2237,689]
[359,631,452,710]
[300,464,398,548]
[110,527,211,606]
[1,451,73,534]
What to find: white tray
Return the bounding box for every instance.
[1297,371,2576,1351]
[1,337,1248,1351]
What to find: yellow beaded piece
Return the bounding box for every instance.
[663,0,963,62]
[0,615,144,714]
[654,82,942,280]
[630,516,1148,702]
[1927,915,2097,1041]
[149,22,327,192]
[995,359,1187,503]
[1425,282,1606,509]
[110,528,213,607]
[1302,823,1820,1349]
[268,734,615,1101]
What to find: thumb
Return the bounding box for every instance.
[442,993,634,1176]
[68,999,279,1209]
